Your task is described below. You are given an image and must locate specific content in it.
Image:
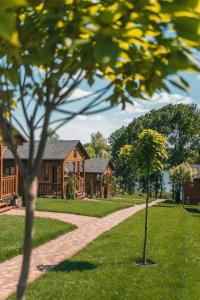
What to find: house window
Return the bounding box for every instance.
[4,167,10,176]
[43,167,49,181]
[4,167,16,176]
[10,167,16,175]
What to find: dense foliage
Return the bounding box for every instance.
[169,162,197,203]
[85,132,110,158]
[109,104,200,194]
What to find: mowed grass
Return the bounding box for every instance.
[0,215,76,263]
[100,193,157,205]
[18,203,200,300]
[36,198,133,217]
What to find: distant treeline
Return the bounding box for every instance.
[109,104,200,195]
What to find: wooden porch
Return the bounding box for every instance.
[37,160,86,199]
[0,144,19,212]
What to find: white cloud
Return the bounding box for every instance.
[124,118,132,123]
[77,115,88,121]
[52,91,194,143]
[90,115,106,121]
[115,92,193,117]
[69,88,91,100]
[149,92,192,105]
[57,117,114,143]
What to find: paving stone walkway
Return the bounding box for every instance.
[4,209,98,228]
[0,200,162,300]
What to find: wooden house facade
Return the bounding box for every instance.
[184,164,200,204]
[85,158,113,197]
[5,140,89,199]
[0,125,26,211]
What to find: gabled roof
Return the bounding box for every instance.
[1,118,27,144]
[192,164,200,179]
[4,140,89,160]
[85,158,113,174]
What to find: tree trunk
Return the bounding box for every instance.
[181,185,185,207]
[159,173,163,199]
[16,177,38,300]
[143,178,149,265]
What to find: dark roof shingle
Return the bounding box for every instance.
[85,158,113,173]
[4,140,87,160]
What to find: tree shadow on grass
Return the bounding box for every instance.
[154,200,175,208]
[184,207,200,214]
[37,260,97,273]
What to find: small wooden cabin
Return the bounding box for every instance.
[5,140,89,198]
[85,158,113,197]
[0,124,26,211]
[184,164,200,204]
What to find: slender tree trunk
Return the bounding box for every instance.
[159,173,163,199]
[143,178,149,265]
[16,177,38,300]
[181,185,185,207]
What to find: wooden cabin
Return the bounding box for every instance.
[5,140,89,199]
[85,158,113,198]
[184,164,200,204]
[0,124,26,212]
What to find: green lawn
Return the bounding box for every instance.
[100,193,157,205]
[18,202,200,300]
[36,198,133,217]
[0,215,76,263]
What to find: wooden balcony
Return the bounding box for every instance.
[1,175,17,198]
[38,182,62,197]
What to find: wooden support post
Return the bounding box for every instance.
[0,144,2,199]
[83,161,85,192]
[100,174,103,198]
[16,146,19,196]
[110,173,112,197]
[61,162,65,198]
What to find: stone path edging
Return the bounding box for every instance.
[0,199,163,300]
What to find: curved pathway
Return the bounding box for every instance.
[0,200,163,300]
[4,209,98,228]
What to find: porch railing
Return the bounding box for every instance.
[1,176,17,197]
[38,182,62,197]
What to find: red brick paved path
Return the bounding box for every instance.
[0,200,162,300]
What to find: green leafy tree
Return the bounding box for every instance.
[0,0,199,298]
[85,146,96,158]
[47,128,60,141]
[110,104,200,193]
[169,162,197,205]
[90,132,110,158]
[120,129,167,265]
[85,132,110,158]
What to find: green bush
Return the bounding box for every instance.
[112,177,117,197]
[104,183,108,198]
[68,176,75,199]
[87,180,94,198]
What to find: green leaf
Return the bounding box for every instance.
[174,17,200,41]
[0,0,27,10]
[161,0,199,12]
[4,68,18,86]
[0,11,15,39]
[94,39,120,64]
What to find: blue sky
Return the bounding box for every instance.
[56,71,200,143]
